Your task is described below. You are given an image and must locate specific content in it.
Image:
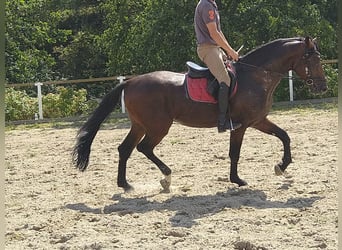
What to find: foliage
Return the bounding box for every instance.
[48,0,107,79]
[5,87,97,121]
[274,64,338,102]
[5,0,338,119]
[323,65,338,97]
[43,87,98,118]
[100,0,198,75]
[5,0,71,83]
[5,88,38,121]
[226,0,337,59]
[6,0,337,80]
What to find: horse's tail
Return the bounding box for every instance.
[72,82,126,171]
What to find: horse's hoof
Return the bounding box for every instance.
[122,184,134,193]
[237,180,248,187]
[230,176,248,187]
[160,179,170,192]
[274,165,284,176]
[160,174,171,192]
[160,187,171,193]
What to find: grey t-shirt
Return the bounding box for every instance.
[194,0,221,45]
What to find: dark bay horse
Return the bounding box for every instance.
[73,36,327,192]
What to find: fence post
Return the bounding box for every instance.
[288,71,293,102]
[117,76,126,113]
[34,82,44,119]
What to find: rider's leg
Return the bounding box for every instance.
[218,82,241,132]
[197,45,241,132]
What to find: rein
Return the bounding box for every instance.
[235,48,323,85]
[235,61,294,80]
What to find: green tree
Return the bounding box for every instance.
[5,0,107,84]
[100,0,199,75]
[5,0,337,104]
[48,0,107,79]
[5,0,69,83]
[223,0,336,59]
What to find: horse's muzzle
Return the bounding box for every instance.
[308,78,328,94]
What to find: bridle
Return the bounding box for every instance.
[301,47,324,86]
[235,42,325,86]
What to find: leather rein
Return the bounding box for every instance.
[235,46,324,85]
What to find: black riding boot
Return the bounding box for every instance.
[217,82,241,133]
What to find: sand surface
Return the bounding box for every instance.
[5,106,337,249]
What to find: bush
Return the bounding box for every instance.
[274,64,338,102]
[5,88,37,121]
[323,65,338,97]
[5,86,98,121]
[43,87,89,118]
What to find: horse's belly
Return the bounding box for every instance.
[173,104,218,128]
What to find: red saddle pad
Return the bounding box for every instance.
[185,76,218,104]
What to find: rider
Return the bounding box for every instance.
[194,0,241,132]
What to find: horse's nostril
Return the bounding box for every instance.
[306,79,313,85]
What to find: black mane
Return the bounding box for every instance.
[239,37,304,65]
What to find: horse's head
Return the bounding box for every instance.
[293,37,327,94]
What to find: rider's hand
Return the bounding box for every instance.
[230,51,239,61]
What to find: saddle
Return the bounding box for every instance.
[184,61,237,104]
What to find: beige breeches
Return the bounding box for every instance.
[197,44,231,86]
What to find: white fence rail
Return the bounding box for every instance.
[6,75,130,120]
[5,59,338,120]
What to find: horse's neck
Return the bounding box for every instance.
[242,39,304,75]
[264,41,304,74]
[241,40,305,96]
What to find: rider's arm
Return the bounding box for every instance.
[206,22,239,61]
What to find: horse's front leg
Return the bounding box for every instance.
[253,118,292,175]
[229,127,248,186]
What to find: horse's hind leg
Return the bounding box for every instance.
[253,118,292,175]
[117,123,145,191]
[136,128,172,192]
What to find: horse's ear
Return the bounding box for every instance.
[312,37,320,50]
[304,36,314,48]
[312,37,319,45]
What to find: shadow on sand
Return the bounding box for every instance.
[65,188,322,228]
